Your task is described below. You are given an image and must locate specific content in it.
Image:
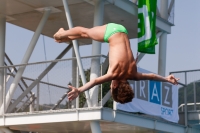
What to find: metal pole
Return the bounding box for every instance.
[158,33,167,76]
[132,0,138,4]
[88,1,104,133]
[168,0,175,18]
[184,72,188,126]
[71,48,77,108]
[99,90,111,106]
[62,1,102,133]
[62,0,92,107]
[0,68,6,133]
[29,93,35,112]
[76,66,79,108]
[158,0,168,76]
[1,8,51,113]
[193,82,196,111]
[89,0,105,107]
[160,0,168,20]
[15,96,32,112]
[100,64,102,107]
[37,83,40,111]
[0,16,6,107]
[5,45,72,113]
[0,15,8,133]
[2,68,6,117]
[101,54,109,75]
[6,68,14,82]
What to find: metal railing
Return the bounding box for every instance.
[0,55,107,115]
[170,69,200,126]
[179,103,200,112]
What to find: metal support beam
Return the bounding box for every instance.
[62,0,92,107]
[106,0,172,33]
[168,0,175,18]
[76,67,79,108]
[158,33,167,76]
[193,82,196,111]
[85,0,172,33]
[184,72,188,126]
[62,1,102,133]
[5,53,34,98]
[6,45,72,113]
[71,48,77,108]
[51,92,68,110]
[156,6,161,17]
[157,1,168,76]
[157,31,166,76]
[89,1,105,133]
[36,83,40,111]
[0,8,51,114]
[0,68,6,133]
[136,53,145,64]
[29,93,35,112]
[101,54,109,75]
[15,96,32,112]
[160,0,168,20]
[98,90,111,106]
[0,16,6,107]
[132,0,137,4]
[23,97,36,112]
[89,0,104,107]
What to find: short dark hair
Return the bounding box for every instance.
[111,81,134,104]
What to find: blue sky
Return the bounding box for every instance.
[5,0,200,76]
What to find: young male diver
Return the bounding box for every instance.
[53,23,179,104]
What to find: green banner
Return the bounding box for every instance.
[138,0,157,54]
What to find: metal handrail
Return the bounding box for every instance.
[6,74,69,90]
[170,69,200,74]
[0,54,107,69]
[179,103,200,111]
[179,103,200,108]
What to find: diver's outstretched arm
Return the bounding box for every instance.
[67,73,113,101]
[134,72,179,85]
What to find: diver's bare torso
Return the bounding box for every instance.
[86,24,137,80]
[107,33,137,80]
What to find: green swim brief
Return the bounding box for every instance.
[104,23,128,42]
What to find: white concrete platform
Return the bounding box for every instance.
[1,107,198,133]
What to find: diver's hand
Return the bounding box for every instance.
[53,28,71,43]
[166,75,179,85]
[67,85,80,101]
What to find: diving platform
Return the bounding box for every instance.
[0,56,199,133]
[1,0,200,133]
[1,107,195,133]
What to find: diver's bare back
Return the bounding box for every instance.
[107,33,137,80]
